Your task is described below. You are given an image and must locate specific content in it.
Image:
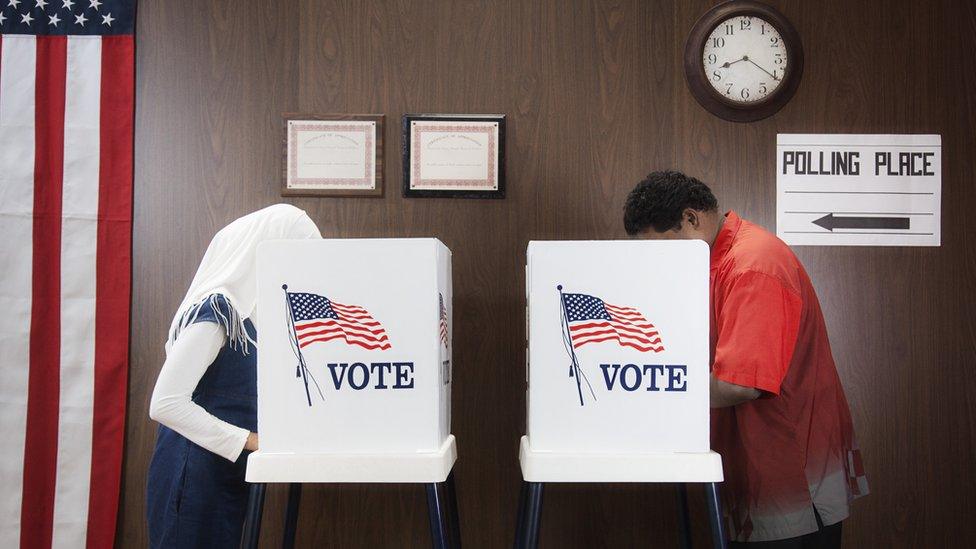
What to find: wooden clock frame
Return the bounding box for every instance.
[684,1,804,123]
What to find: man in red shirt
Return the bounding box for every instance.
[623,171,868,547]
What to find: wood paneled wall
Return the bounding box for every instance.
[122,1,976,546]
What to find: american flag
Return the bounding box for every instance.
[287,291,392,351]
[561,292,664,352]
[0,2,134,548]
[439,293,448,348]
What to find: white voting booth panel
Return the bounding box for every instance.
[522,240,721,482]
[247,238,455,483]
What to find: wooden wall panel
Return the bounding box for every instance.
[122,0,976,546]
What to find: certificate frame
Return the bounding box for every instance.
[402,114,506,199]
[281,113,384,197]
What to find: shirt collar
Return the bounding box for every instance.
[710,210,741,267]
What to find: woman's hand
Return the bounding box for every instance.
[244,432,259,452]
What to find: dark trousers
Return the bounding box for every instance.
[730,509,842,549]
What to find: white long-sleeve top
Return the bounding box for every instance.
[149,322,250,462]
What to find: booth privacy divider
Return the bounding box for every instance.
[516,241,725,549]
[243,238,460,548]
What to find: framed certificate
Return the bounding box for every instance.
[282,114,384,197]
[402,114,506,198]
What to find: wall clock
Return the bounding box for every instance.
[684,1,803,122]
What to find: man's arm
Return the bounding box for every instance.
[710,373,761,408]
[710,270,802,406]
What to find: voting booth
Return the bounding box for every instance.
[246,237,455,482]
[241,238,460,549]
[515,240,725,548]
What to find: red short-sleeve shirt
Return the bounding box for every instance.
[710,212,868,542]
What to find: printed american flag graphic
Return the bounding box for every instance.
[287,291,392,351]
[561,292,664,352]
[439,293,448,348]
[0,1,135,548]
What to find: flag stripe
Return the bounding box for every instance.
[331,310,376,321]
[569,320,658,335]
[297,332,389,346]
[604,304,638,313]
[604,311,648,322]
[51,35,101,549]
[331,302,368,313]
[571,327,660,341]
[605,307,641,316]
[296,320,387,336]
[604,304,646,315]
[570,322,660,338]
[571,329,659,343]
[298,333,392,350]
[295,319,384,332]
[572,335,664,352]
[572,338,664,352]
[571,328,662,346]
[295,325,390,344]
[87,34,134,549]
[0,34,37,549]
[571,332,662,348]
[605,311,644,321]
[22,35,68,549]
[295,321,390,341]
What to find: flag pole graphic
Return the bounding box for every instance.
[557,285,596,406]
[283,284,324,406]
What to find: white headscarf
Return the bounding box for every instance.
[166,204,321,355]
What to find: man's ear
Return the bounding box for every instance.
[684,208,701,229]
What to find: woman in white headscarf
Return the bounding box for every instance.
[146,204,321,548]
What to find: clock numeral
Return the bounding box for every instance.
[725,83,734,95]
[740,18,751,31]
[770,36,780,47]
[761,24,767,35]
[725,24,734,35]
[712,70,722,81]
[774,52,785,65]
[740,88,750,100]
[759,83,768,94]
[711,37,725,48]
[707,53,717,64]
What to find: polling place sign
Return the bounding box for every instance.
[777,134,941,246]
[255,238,452,454]
[526,241,709,454]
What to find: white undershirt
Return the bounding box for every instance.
[149,321,250,462]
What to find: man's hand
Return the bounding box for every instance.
[710,374,761,408]
[244,432,259,452]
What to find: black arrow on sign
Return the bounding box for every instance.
[812,213,911,232]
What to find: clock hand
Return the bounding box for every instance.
[746,58,779,80]
[720,55,748,69]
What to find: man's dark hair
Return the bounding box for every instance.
[623,170,718,235]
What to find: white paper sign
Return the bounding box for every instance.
[256,238,452,454]
[526,241,710,455]
[777,134,941,246]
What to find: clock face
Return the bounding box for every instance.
[702,15,788,104]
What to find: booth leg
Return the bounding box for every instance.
[513,481,528,545]
[704,482,728,549]
[676,484,692,549]
[426,481,452,549]
[445,472,462,547]
[282,483,302,549]
[513,482,544,549]
[240,483,267,549]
